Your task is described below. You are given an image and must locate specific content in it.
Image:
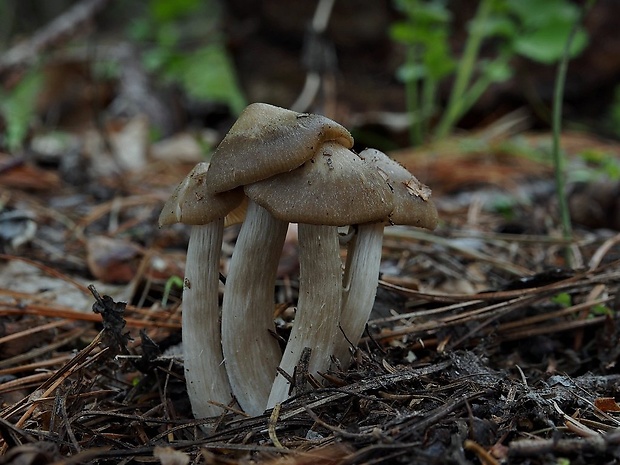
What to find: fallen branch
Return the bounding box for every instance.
[0,0,110,74]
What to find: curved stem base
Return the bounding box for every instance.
[334,223,384,367]
[183,221,232,420]
[221,201,288,415]
[267,223,342,407]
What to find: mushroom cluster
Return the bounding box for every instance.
[159,103,438,419]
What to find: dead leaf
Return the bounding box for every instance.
[253,444,353,464]
[594,397,620,412]
[86,235,142,283]
[0,157,61,191]
[151,132,204,163]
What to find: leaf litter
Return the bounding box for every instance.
[0,126,619,465]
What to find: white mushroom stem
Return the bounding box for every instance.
[332,222,384,367]
[221,200,288,415]
[267,224,342,407]
[183,220,232,419]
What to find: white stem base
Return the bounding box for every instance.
[221,201,288,415]
[183,221,232,419]
[267,224,342,407]
[333,223,384,367]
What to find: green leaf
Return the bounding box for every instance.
[150,0,201,22]
[424,36,455,79]
[390,22,418,44]
[507,0,579,29]
[514,22,588,64]
[506,0,588,64]
[413,2,452,24]
[603,159,620,180]
[390,0,452,44]
[155,22,179,49]
[482,59,512,82]
[166,43,246,115]
[478,16,517,38]
[0,70,43,152]
[394,0,451,24]
[551,292,572,307]
[578,149,620,181]
[390,22,441,44]
[591,304,613,316]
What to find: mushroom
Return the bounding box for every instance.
[204,103,353,194]
[204,103,355,415]
[219,199,288,415]
[159,162,244,419]
[332,148,438,367]
[245,142,394,407]
[160,106,439,418]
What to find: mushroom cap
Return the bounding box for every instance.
[359,148,438,230]
[204,103,354,194]
[159,162,245,227]
[245,142,394,226]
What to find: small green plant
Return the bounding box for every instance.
[161,275,184,307]
[608,84,620,138]
[129,0,246,115]
[571,149,620,183]
[550,292,613,318]
[590,304,613,317]
[551,292,572,307]
[390,0,455,145]
[0,68,43,152]
[490,194,519,221]
[390,0,589,145]
[584,150,620,180]
[550,0,596,266]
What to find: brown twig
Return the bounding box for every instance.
[0,0,111,74]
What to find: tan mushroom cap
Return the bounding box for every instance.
[159,162,245,227]
[204,103,354,194]
[359,148,438,230]
[245,142,394,226]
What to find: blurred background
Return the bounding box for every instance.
[2,0,620,154]
[1,0,620,285]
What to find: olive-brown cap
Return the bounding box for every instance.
[159,162,245,227]
[359,148,438,230]
[244,143,394,226]
[204,103,354,194]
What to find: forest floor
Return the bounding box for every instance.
[1,115,619,464]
